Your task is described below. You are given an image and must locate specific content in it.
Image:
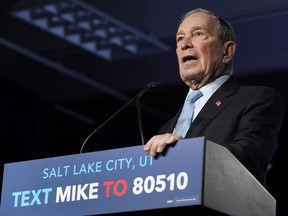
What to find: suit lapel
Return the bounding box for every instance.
[186,77,240,138]
[165,109,181,133]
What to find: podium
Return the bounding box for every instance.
[1,137,275,215]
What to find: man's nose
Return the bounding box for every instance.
[181,37,193,50]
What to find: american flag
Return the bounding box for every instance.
[215,100,221,107]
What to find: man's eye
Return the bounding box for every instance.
[176,36,183,42]
[194,32,203,37]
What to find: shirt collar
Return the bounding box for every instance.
[188,75,230,98]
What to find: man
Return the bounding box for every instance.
[144,8,285,185]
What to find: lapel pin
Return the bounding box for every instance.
[215,100,221,107]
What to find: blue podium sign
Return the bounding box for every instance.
[1,137,205,215]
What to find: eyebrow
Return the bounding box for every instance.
[176,26,207,37]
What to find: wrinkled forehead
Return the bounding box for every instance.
[178,12,219,31]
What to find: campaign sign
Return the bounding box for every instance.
[1,137,205,215]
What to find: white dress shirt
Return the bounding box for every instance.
[188,75,230,121]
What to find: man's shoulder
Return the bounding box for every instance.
[237,84,284,104]
[239,84,281,95]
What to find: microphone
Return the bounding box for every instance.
[79,81,162,153]
[136,81,162,145]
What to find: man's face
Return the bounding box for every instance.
[176,12,227,89]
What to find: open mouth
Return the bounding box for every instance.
[182,55,198,63]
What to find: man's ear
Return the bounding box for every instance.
[223,41,236,64]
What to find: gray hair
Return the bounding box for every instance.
[179,8,236,74]
[179,8,236,43]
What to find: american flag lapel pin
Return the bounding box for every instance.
[215,100,221,107]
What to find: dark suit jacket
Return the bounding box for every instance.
[158,77,285,185]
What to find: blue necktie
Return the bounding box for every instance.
[174,90,203,137]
